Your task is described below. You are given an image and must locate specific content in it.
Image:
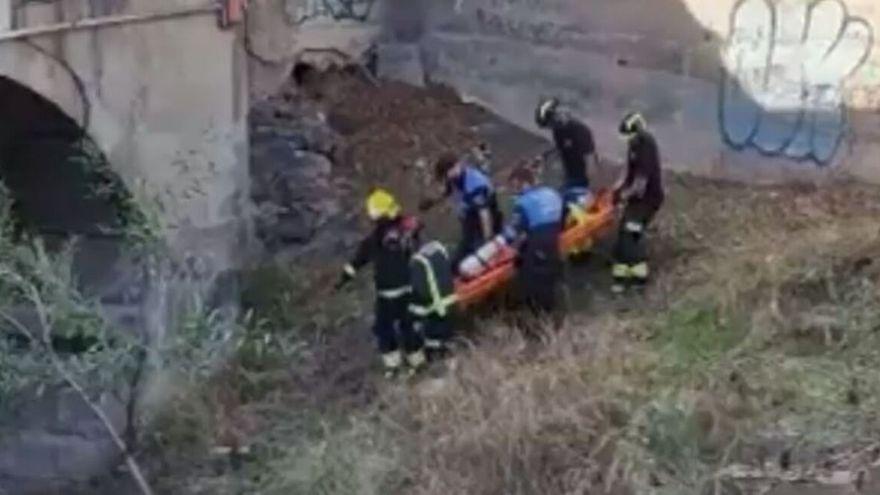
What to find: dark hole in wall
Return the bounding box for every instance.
[292,62,316,86]
[0,76,135,302]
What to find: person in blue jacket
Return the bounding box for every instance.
[422,153,503,268]
[503,165,565,318]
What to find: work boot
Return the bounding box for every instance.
[405,349,427,377]
[381,351,403,379]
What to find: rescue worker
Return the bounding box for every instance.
[611,111,665,294]
[534,97,599,213]
[337,188,427,377]
[503,165,565,322]
[409,240,457,360]
[421,153,503,268]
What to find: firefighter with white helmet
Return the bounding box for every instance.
[611,111,665,293]
[535,98,599,215]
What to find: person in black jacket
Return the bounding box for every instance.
[337,188,426,377]
[535,98,599,211]
[611,112,665,294]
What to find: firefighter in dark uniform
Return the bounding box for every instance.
[409,240,457,360]
[337,188,427,377]
[423,153,504,269]
[611,112,665,293]
[534,98,599,217]
[503,166,565,321]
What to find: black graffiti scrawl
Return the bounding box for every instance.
[291,0,376,24]
[719,0,873,165]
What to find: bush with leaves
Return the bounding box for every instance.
[0,177,249,495]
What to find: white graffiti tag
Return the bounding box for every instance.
[720,0,873,164]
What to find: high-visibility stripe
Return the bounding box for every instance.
[378,286,411,299]
[624,221,644,233]
[612,263,649,279]
[424,339,443,350]
[344,264,357,276]
[409,304,431,316]
[412,253,457,317]
[631,262,649,279]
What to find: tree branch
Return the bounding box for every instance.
[0,292,155,495]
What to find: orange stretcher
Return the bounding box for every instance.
[453,189,616,309]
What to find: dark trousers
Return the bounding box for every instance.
[373,295,422,354]
[517,234,563,317]
[514,269,564,333]
[612,201,660,285]
[414,313,453,345]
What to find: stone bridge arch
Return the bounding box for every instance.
[0,40,89,136]
[0,71,134,301]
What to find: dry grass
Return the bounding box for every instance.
[396,318,637,495]
[370,177,880,495]
[151,172,880,493]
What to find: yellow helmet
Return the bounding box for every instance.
[366,188,400,220]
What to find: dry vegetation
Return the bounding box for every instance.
[149,173,880,495]
[146,72,880,495]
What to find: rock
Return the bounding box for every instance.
[250,129,341,250]
[0,389,126,493]
[250,99,342,158]
[376,43,425,87]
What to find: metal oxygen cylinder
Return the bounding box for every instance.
[458,234,509,279]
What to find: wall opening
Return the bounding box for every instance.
[0,76,135,303]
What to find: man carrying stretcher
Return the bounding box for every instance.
[501,165,565,322]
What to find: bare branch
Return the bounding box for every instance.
[2,287,155,495]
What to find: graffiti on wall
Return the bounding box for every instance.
[719,0,873,165]
[289,0,375,24]
[473,0,571,45]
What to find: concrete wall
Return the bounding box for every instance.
[0,3,249,491]
[0,0,250,274]
[372,0,880,183]
[245,0,382,98]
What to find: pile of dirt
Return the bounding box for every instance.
[302,68,487,173]
[250,67,547,251]
[251,68,526,258]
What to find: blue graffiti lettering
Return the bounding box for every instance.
[719,0,873,166]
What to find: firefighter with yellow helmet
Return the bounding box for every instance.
[337,188,427,377]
